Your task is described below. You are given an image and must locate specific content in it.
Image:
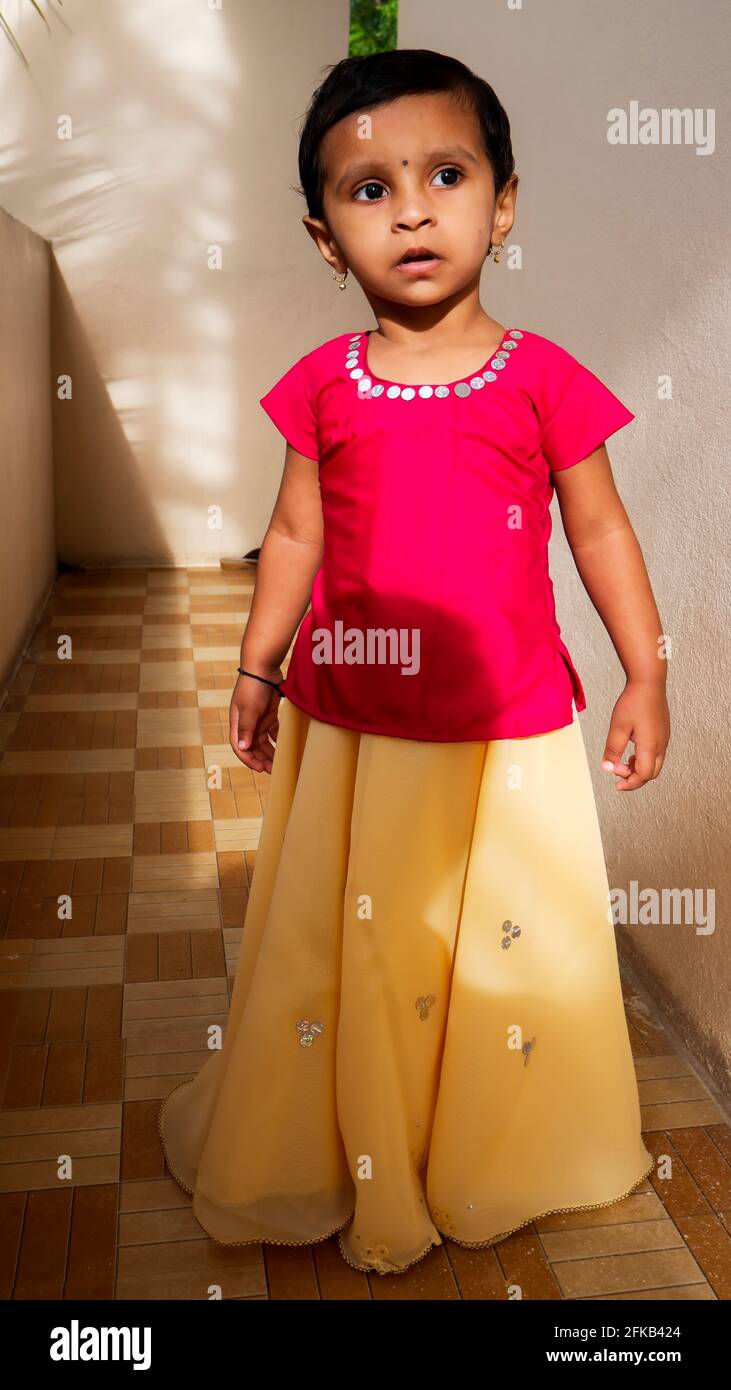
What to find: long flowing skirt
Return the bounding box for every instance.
[158,697,653,1275]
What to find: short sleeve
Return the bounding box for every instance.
[541,358,635,472]
[259,356,319,461]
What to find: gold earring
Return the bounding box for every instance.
[489,242,504,264]
[332,268,348,290]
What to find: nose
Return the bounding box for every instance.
[392,199,436,234]
[394,213,434,232]
[389,170,437,232]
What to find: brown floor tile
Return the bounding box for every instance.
[2,1045,48,1108]
[47,988,88,1042]
[708,1124,731,1165]
[492,1225,563,1300]
[125,935,159,984]
[0,1191,25,1298]
[673,1213,731,1299]
[644,1130,716,1219]
[444,1241,510,1299]
[314,1239,372,1301]
[102,857,132,894]
[66,1184,117,1298]
[264,1244,323,1301]
[72,860,104,894]
[158,933,192,981]
[216,851,246,888]
[0,567,722,1302]
[121,1099,168,1184]
[133,824,160,855]
[96,894,128,935]
[666,1127,731,1213]
[84,1039,125,1104]
[188,820,214,852]
[11,990,50,1045]
[14,1188,73,1298]
[86,985,123,1039]
[42,1041,85,1107]
[190,929,226,980]
[555,1245,706,1299]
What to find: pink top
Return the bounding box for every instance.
[259,327,635,742]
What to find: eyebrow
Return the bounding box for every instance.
[334,144,481,194]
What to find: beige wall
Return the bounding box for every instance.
[0,0,351,565]
[0,208,55,695]
[398,0,730,1092]
[0,0,728,1090]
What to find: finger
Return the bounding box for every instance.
[229,700,256,755]
[237,722,255,752]
[259,708,280,749]
[247,727,275,774]
[236,744,268,772]
[235,709,280,774]
[634,743,659,783]
[601,724,632,773]
[248,747,273,774]
[615,746,657,791]
[228,702,240,752]
[230,719,269,769]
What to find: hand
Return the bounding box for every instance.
[228,667,283,774]
[600,679,670,791]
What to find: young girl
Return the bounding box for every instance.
[159,49,669,1278]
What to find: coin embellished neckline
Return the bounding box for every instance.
[344,328,523,399]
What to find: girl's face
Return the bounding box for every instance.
[306,91,516,307]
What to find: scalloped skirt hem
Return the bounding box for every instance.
[159,1077,655,1277]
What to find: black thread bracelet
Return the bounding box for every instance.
[237,666,283,695]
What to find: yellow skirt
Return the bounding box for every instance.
[158,697,654,1276]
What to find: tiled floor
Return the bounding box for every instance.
[0,568,729,1300]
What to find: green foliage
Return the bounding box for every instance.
[349,0,397,56]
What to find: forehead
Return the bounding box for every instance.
[320,90,483,174]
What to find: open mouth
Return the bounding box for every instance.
[398,247,440,265]
[396,248,442,273]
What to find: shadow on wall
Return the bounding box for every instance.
[1,0,352,566]
[50,253,175,568]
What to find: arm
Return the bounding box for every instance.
[552,445,670,790]
[229,444,324,772]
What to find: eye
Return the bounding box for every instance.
[432,166,463,187]
[353,181,387,202]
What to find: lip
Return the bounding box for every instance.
[395,246,440,265]
[395,254,442,277]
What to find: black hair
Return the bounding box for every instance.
[297,48,515,221]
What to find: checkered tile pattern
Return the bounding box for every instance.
[0,570,729,1299]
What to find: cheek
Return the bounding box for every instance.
[339,216,379,264]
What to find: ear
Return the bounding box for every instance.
[492,173,519,242]
[302,215,345,272]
